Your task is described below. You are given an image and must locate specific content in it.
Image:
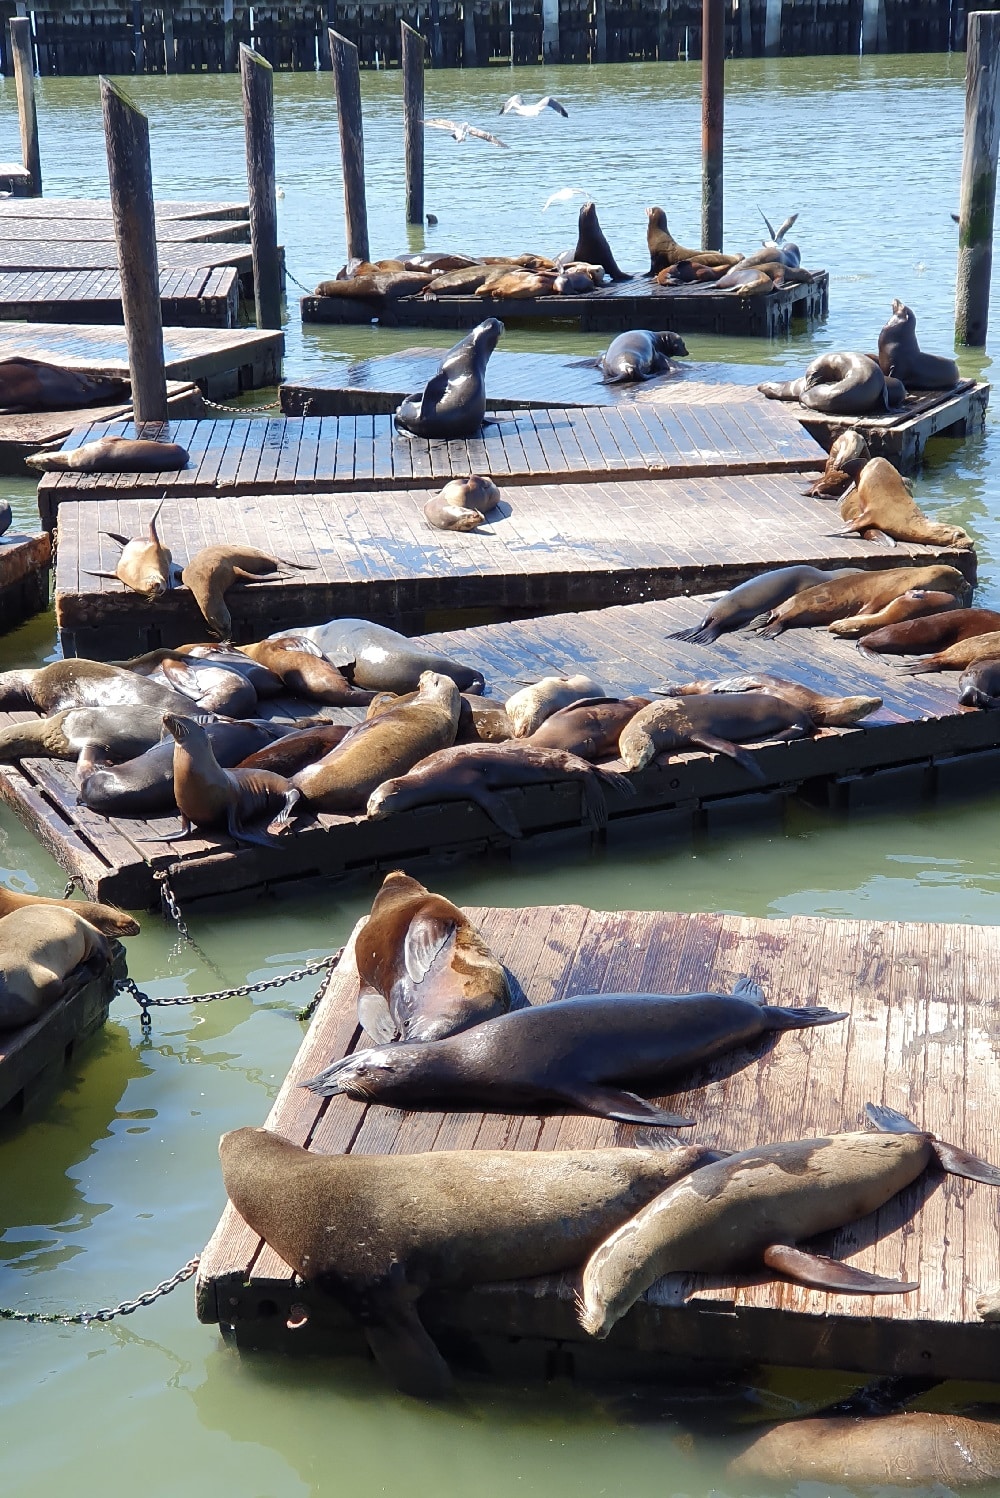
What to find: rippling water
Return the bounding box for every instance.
[2,54,1000,1498]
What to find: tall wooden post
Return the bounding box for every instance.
[223,0,235,70]
[701,0,724,251]
[10,18,41,197]
[401,22,424,225]
[101,77,168,423]
[541,0,559,60]
[763,0,781,54]
[132,0,144,71]
[428,0,442,63]
[240,44,282,328]
[956,11,1000,346]
[328,29,369,263]
[593,0,607,61]
[163,5,175,71]
[738,0,752,56]
[463,0,478,65]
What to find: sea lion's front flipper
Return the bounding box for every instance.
[405,914,457,984]
[362,1287,454,1400]
[266,788,302,837]
[689,732,767,782]
[83,570,125,582]
[226,807,280,848]
[731,976,766,1003]
[763,1244,917,1295]
[559,1082,694,1128]
[469,786,523,839]
[358,983,398,1045]
[416,370,451,421]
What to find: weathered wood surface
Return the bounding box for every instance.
[0,532,52,632]
[196,904,1000,1381]
[240,44,282,331]
[330,29,369,264]
[0,165,34,196]
[0,216,251,244]
[0,198,249,221]
[53,480,975,657]
[0,381,204,476]
[401,21,424,226]
[0,239,257,283]
[0,266,239,328]
[955,9,1000,345]
[2,593,997,911]
[778,380,991,472]
[11,17,42,197]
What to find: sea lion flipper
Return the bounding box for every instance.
[731,975,766,1003]
[416,369,450,421]
[101,531,131,548]
[358,982,399,1045]
[362,1287,455,1400]
[762,1005,848,1029]
[931,1140,1000,1186]
[83,570,124,582]
[667,623,718,645]
[762,1244,918,1296]
[560,1082,694,1128]
[689,732,767,782]
[404,914,457,984]
[468,786,523,839]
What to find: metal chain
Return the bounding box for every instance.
[116,949,342,1030]
[201,394,281,414]
[62,874,85,899]
[154,870,193,943]
[0,1256,200,1325]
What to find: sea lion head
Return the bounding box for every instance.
[367,777,407,821]
[416,669,462,717]
[162,712,201,747]
[469,316,504,360]
[301,1042,420,1102]
[890,298,914,328]
[618,701,687,771]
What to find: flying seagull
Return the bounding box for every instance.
[500,94,568,118]
[757,207,798,244]
[424,118,510,148]
[542,186,589,212]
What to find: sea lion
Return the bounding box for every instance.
[552,269,598,294]
[366,742,634,838]
[162,713,297,846]
[803,430,871,499]
[219,1126,718,1397]
[313,271,432,301]
[420,265,497,297]
[0,499,10,536]
[237,638,373,706]
[77,720,279,818]
[660,675,881,728]
[0,883,139,938]
[0,659,190,714]
[758,353,903,415]
[727,1411,1000,1490]
[958,659,1000,708]
[287,619,485,694]
[422,475,501,531]
[354,870,509,1043]
[403,253,480,273]
[303,976,845,1125]
[0,906,111,1029]
[0,356,128,414]
[619,694,816,780]
[755,564,970,636]
[367,689,512,744]
[476,269,556,299]
[394,318,503,440]
[181,546,314,640]
[577,1103,1000,1339]
[158,659,258,717]
[0,704,178,764]
[899,631,1000,674]
[668,566,865,644]
[711,261,785,295]
[234,722,354,776]
[506,675,606,736]
[80,498,174,600]
[645,207,740,273]
[599,330,688,383]
[857,607,1000,656]
[878,299,960,389]
[24,435,189,473]
[575,201,630,282]
[527,696,651,759]
[838,456,974,548]
[827,588,963,637]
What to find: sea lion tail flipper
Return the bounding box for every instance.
[469,786,523,839]
[763,1005,848,1029]
[667,623,717,645]
[265,787,302,837]
[83,570,125,581]
[689,732,766,782]
[762,1245,918,1295]
[226,809,282,848]
[362,1288,455,1400]
[867,1104,1000,1184]
[864,1102,923,1133]
[594,766,638,799]
[101,531,131,548]
[561,1082,694,1128]
[578,775,609,829]
[405,914,457,983]
[358,983,399,1045]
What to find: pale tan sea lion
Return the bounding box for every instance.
[660,676,881,728]
[899,630,1000,674]
[756,564,970,636]
[24,435,189,473]
[506,674,605,737]
[827,588,962,636]
[839,456,974,548]
[0,907,111,1029]
[476,269,556,299]
[422,475,501,531]
[526,696,651,758]
[367,689,512,744]
[0,883,139,938]
[163,713,297,846]
[181,546,314,640]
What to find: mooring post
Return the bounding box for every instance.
[223,0,235,70]
[240,43,282,329]
[163,4,175,71]
[542,0,560,62]
[132,0,144,71]
[701,0,725,251]
[593,0,607,62]
[10,17,41,196]
[428,0,442,64]
[763,0,781,55]
[401,22,424,225]
[956,11,1000,346]
[328,29,369,262]
[463,1,478,66]
[101,76,168,423]
[738,0,752,57]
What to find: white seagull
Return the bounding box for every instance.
[501,94,568,118]
[542,186,589,212]
[424,118,510,149]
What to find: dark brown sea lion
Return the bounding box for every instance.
[181,547,314,640]
[599,330,688,383]
[476,269,556,299]
[506,675,605,736]
[577,1103,1000,1338]
[645,207,740,273]
[576,201,630,282]
[958,659,1000,708]
[313,271,433,300]
[367,690,512,744]
[857,607,1000,656]
[802,430,870,499]
[303,976,845,1125]
[366,742,635,838]
[163,713,297,846]
[25,435,189,473]
[394,318,503,439]
[292,620,485,694]
[827,588,962,637]
[526,696,651,758]
[0,356,128,414]
[0,659,189,714]
[422,475,501,531]
[756,565,970,636]
[668,566,865,644]
[839,456,974,548]
[619,694,816,779]
[0,883,139,938]
[219,1126,718,1397]
[78,720,279,818]
[354,870,509,1043]
[0,907,111,1029]
[235,723,354,776]
[237,638,373,706]
[879,299,960,389]
[758,353,903,415]
[660,676,881,728]
[899,631,1000,674]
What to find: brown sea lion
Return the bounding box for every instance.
[838,456,974,548]
[759,353,902,415]
[0,907,111,1029]
[162,713,297,846]
[0,883,139,938]
[83,498,173,599]
[78,720,280,817]
[313,271,432,300]
[668,566,865,645]
[0,356,128,414]
[879,299,960,389]
[421,265,497,296]
[293,620,486,695]
[0,659,189,714]
[25,435,189,474]
[235,723,354,776]
[476,269,556,299]
[367,689,512,744]
[237,637,373,706]
[575,201,630,282]
[354,870,509,1043]
[577,1103,1000,1339]
[619,694,816,780]
[755,565,970,636]
[827,588,963,636]
[857,606,1000,656]
[402,253,480,273]
[802,430,870,499]
[526,696,651,758]
[712,261,785,295]
[660,676,881,728]
[181,546,314,640]
[422,475,501,531]
[899,631,1000,674]
[157,659,258,717]
[0,704,175,765]
[645,207,740,273]
[219,1126,719,1397]
[958,659,1000,708]
[506,675,605,736]
[552,268,598,294]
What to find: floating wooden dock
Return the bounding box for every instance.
[0,532,52,632]
[0,165,33,196]
[302,273,829,338]
[197,903,1000,1382]
[0,266,240,329]
[0,198,249,222]
[53,481,973,657]
[34,404,824,526]
[0,938,125,1120]
[1,591,994,912]
[0,241,275,301]
[0,381,205,477]
[786,380,991,471]
[0,216,251,245]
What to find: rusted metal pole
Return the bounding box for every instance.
[956,11,1000,346]
[328,28,369,263]
[10,17,41,196]
[701,0,724,251]
[240,44,282,329]
[401,22,424,225]
[101,76,168,422]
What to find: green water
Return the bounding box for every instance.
[3,55,1000,1497]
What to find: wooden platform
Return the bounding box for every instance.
[2,591,996,912]
[0,241,278,302]
[302,271,829,338]
[0,216,250,244]
[196,904,1000,1383]
[0,164,33,196]
[0,266,240,329]
[0,381,205,477]
[34,404,825,525]
[0,198,249,222]
[790,381,991,471]
[0,323,283,413]
[0,939,125,1120]
[0,532,52,632]
[53,481,974,658]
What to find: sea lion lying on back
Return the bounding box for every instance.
[838,456,974,548]
[0,907,111,1029]
[669,566,865,644]
[527,697,651,759]
[660,675,881,728]
[25,435,189,473]
[755,564,970,636]
[958,659,1000,709]
[506,675,605,736]
[182,547,315,640]
[287,619,485,694]
[0,882,139,938]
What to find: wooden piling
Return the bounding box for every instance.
[763,0,781,55]
[701,0,724,252]
[163,4,174,71]
[401,23,424,226]
[428,0,442,64]
[328,29,369,264]
[10,18,41,197]
[223,0,235,71]
[100,77,168,422]
[131,0,144,71]
[240,44,282,329]
[956,11,1000,347]
[463,1,478,66]
[542,0,560,61]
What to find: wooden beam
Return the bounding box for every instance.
[701,0,725,251]
[956,10,1000,347]
[401,23,424,227]
[240,44,282,330]
[10,17,41,197]
[328,29,369,264]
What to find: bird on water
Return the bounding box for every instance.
[424,118,510,149]
[500,94,569,118]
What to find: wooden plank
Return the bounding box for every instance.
[0,216,251,244]
[0,198,248,221]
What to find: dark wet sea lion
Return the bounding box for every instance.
[366,741,634,839]
[661,676,881,728]
[423,475,501,531]
[506,675,605,736]
[235,723,354,776]
[354,870,509,1043]
[158,658,258,717]
[367,689,512,744]
[899,630,1000,674]
[0,659,190,715]
[958,659,1000,708]
[394,318,503,439]
[668,566,865,645]
[526,696,651,758]
[0,907,111,1029]
[303,976,845,1124]
[182,546,314,640]
[291,619,486,694]
[858,606,1000,656]
[220,1126,718,1397]
[0,499,10,536]
[238,638,373,706]
[803,430,870,499]
[0,883,139,938]
[0,356,128,414]
[758,352,902,415]
[78,720,278,817]
[163,714,296,846]
[619,693,816,780]
[599,330,687,383]
[575,201,630,282]
[757,564,970,636]
[879,299,960,389]
[25,435,189,473]
[645,207,740,273]
[827,588,962,637]
[839,456,973,548]
[577,1103,1000,1338]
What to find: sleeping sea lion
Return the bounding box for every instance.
[234,722,354,776]
[803,430,870,499]
[659,675,881,728]
[420,265,497,297]
[313,271,433,300]
[476,269,556,299]
[668,566,865,645]
[25,435,189,473]
[575,201,630,282]
[755,565,970,636]
[0,907,111,1029]
[827,588,963,637]
[878,299,960,389]
[77,720,279,817]
[162,713,297,846]
[506,675,605,737]
[619,694,816,780]
[422,475,501,531]
[0,883,139,938]
[354,870,509,1043]
[838,456,974,548]
[85,498,173,599]
[367,689,512,744]
[287,619,485,694]
[237,638,373,706]
[899,631,1000,674]
[526,696,651,759]
[645,207,740,273]
[758,353,903,415]
[181,546,314,640]
[394,318,503,440]
[958,659,1000,708]
[577,1103,1000,1339]
[158,658,258,717]
[599,330,688,383]
[0,704,178,765]
[0,357,128,414]
[857,607,1000,656]
[0,659,190,714]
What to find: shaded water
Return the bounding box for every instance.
[3,55,1000,1497]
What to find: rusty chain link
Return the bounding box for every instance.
[201,394,280,413]
[0,1256,201,1325]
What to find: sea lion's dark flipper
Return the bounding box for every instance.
[83,570,124,581]
[226,807,282,848]
[144,819,192,843]
[405,915,457,983]
[266,787,302,837]
[358,983,398,1045]
[731,976,766,1003]
[667,623,718,645]
[362,1287,455,1400]
[762,1005,848,1029]
[416,370,450,422]
[763,1244,917,1295]
[560,1082,694,1128]
[101,531,131,548]
[468,785,523,839]
[689,732,767,782]
[868,1103,1000,1185]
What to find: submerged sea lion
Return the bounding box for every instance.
[577,1103,1000,1339]
[527,696,651,759]
[838,456,974,548]
[646,207,740,273]
[599,330,688,383]
[858,606,1000,656]
[163,714,297,846]
[182,546,314,640]
[288,619,485,694]
[576,201,630,282]
[354,870,509,1043]
[220,1127,718,1397]
[0,659,189,714]
[660,675,881,729]
[84,498,173,599]
[506,675,605,737]
[756,564,970,636]
[620,694,816,779]
[237,638,373,706]
[394,318,503,440]
[0,883,139,938]
[0,357,128,414]
[422,475,501,532]
[758,352,903,415]
[899,630,1000,674]
[78,720,278,818]
[25,435,189,474]
[827,588,962,636]
[0,907,111,1029]
[879,299,960,389]
[803,430,870,499]
[668,566,865,644]
[958,659,1000,708]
